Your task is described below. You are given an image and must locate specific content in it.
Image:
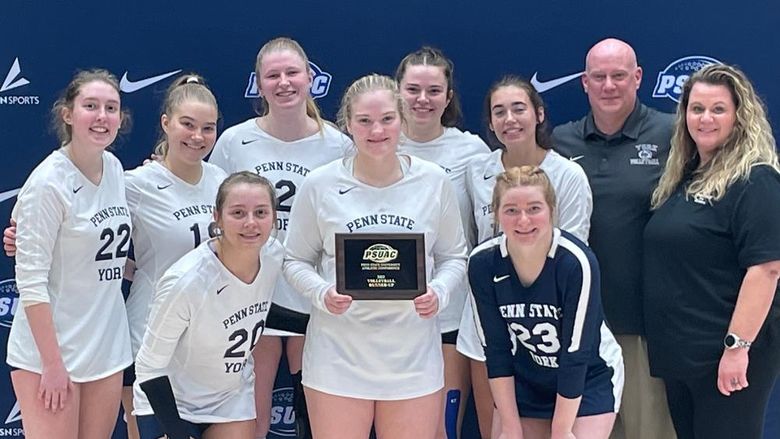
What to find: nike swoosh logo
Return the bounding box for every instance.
[73,186,84,194]
[120,69,182,93]
[157,183,172,190]
[241,139,259,145]
[217,285,228,295]
[483,174,494,180]
[493,274,510,283]
[0,188,20,203]
[530,71,583,94]
[569,155,585,162]
[339,187,356,195]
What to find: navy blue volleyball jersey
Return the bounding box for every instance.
[468,229,622,399]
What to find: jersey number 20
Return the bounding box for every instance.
[224,319,266,358]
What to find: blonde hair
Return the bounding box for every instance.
[154,74,218,157]
[255,37,324,133]
[336,74,406,133]
[491,166,557,236]
[652,64,779,208]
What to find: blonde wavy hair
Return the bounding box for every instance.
[651,64,778,208]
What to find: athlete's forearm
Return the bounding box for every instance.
[24,303,65,367]
[488,376,522,431]
[551,394,581,437]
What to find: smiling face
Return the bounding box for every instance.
[257,49,312,112]
[214,182,275,251]
[489,85,544,150]
[497,185,553,246]
[399,64,452,131]
[685,82,736,164]
[582,39,642,126]
[347,89,402,160]
[162,100,218,167]
[61,80,122,151]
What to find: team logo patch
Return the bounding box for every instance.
[244,61,332,99]
[0,279,19,328]
[629,143,660,166]
[268,386,295,437]
[652,56,722,102]
[363,244,398,263]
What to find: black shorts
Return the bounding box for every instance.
[123,363,136,387]
[441,329,459,345]
[137,414,211,439]
[266,303,310,334]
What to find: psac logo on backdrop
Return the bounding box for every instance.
[244,62,332,99]
[269,387,295,437]
[0,58,40,105]
[652,56,722,103]
[0,279,19,328]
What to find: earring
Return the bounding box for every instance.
[208,222,222,238]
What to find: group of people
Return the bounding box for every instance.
[3,35,778,439]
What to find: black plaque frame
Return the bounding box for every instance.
[335,233,426,300]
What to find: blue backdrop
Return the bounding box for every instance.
[1,1,778,437]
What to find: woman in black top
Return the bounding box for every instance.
[644,64,780,439]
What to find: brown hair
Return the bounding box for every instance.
[51,69,132,146]
[395,46,462,127]
[483,75,552,150]
[209,171,277,238]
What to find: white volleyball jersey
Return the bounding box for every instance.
[133,237,284,423]
[398,128,490,332]
[210,119,348,328]
[283,155,467,399]
[8,150,132,381]
[457,149,593,360]
[124,161,227,355]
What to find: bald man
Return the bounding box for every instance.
[554,38,676,439]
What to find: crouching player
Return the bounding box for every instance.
[133,172,283,439]
[468,166,623,439]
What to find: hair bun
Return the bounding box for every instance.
[185,76,200,85]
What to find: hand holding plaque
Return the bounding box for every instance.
[413,287,438,318]
[323,286,353,314]
[335,233,426,299]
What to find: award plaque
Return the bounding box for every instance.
[335,233,425,299]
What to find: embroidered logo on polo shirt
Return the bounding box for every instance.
[692,193,713,205]
[630,144,660,166]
